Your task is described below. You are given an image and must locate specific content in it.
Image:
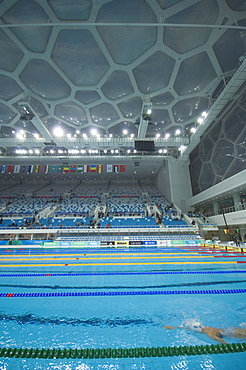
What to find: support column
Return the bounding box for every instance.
[239,227,246,243]
[213,200,219,215]
[233,193,240,211]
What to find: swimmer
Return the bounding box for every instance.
[163,321,246,344]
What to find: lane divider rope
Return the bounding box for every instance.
[0,270,246,277]
[0,261,244,267]
[0,343,245,359]
[1,289,246,298]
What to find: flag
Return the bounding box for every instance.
[84,165,90,173]
[120,165,125,172]
[27,165,32,173]
[51,165,57,173]
[14,165,20,173]
[70,165,77,173]
[97,164,103,173]
[57,165,63,172]
[107,164,112,172]
[34,165,40,173]
[22,165,27,173]
[0,165,7,173]
[44,165,50,173]
[77,165,83,173]
[63,166,69,173]
[90,165,97,172]
[7,165,14,174]
[114,165,119,173]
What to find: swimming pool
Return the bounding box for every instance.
[0,245,246,369]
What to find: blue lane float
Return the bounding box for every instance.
[0,270,246,278]
[2,288,246,298]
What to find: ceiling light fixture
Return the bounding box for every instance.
[53,127,64,137]
[91,128,97,135]
[197,117,204,124]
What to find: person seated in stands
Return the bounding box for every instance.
[97,222,101,228]
[8,221,17,228]
[164,320,246,344]
[106,223,111,228]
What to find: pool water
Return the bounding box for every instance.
[0,246,246,369]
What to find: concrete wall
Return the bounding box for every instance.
[189,169,246,206]
[209,210,246,227]
[155,159,192,212]
[154,160,172,201]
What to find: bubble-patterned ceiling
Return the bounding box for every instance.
[0,0,245,165]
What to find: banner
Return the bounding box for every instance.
[22,165,28,173]
[7,165,14,174]
[2,163,127,175]
[77,165,83,173]
[27,165,32,173]
[70,165,77,173]
[115,241,129,247]
[0,165,7,173]
[57,165,63,173]
[14,165,20,173]
[97,164,103,173]
[107,164,112,172]
[33,165,40,173]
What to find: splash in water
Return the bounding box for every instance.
[181,318,204,333]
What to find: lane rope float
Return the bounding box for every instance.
[0,343,245,359]
[0,270,246,277]
[1,288,246,298]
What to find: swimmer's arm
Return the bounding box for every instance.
[163,325,180,330]
[204,328,227,344]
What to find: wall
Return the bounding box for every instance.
[155,159,192,212]
[154,160,172,201]
[209,209,246,227]
[189,169,246,206]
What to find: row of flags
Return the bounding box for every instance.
[0,164,126,174]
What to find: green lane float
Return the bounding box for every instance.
[0,343,246,359]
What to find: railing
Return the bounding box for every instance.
[205,202,246,217]
[0,224,191,231]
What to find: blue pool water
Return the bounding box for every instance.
[0,246,246,369]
